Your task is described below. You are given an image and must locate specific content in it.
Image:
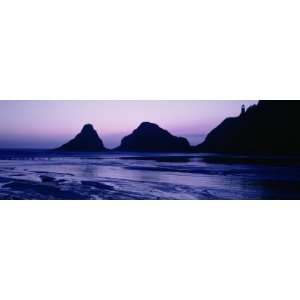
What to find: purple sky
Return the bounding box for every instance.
[0,100,257,148]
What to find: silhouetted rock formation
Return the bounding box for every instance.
[196,100,300,154]
[56,124,106,151]
[115,122,191,152]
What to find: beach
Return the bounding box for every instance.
[1,150,300,200]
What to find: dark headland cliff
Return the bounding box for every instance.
[196,100,300,155]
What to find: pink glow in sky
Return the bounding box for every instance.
[0,100,257,148]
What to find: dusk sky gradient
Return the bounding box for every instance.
[0,100,257,148]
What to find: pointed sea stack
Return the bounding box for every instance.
[115,122,191,152]
[196,100,300,154]
[56,124,106,152]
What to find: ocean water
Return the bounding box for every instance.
[0,149,300,200]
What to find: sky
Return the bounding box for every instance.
[0,100,257,149]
